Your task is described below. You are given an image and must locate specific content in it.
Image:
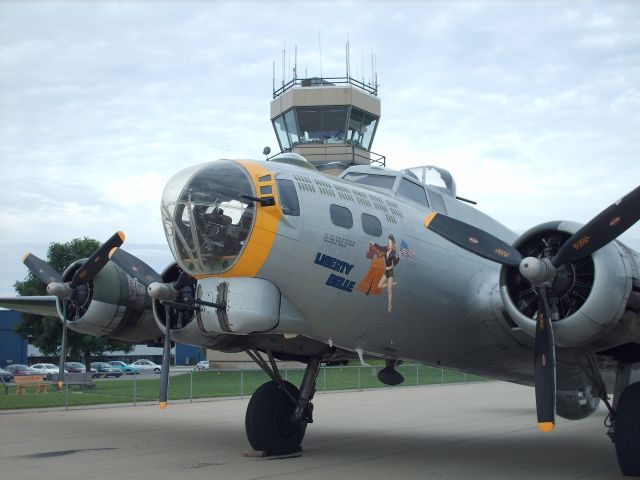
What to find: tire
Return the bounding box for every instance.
[245,381,306,455]
[154,368,160,374]
[615,382,640,476]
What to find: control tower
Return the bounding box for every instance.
[270,74,384,176]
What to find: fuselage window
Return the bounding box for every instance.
[276,179,300,216]
[342,172,396,190]
[397,178,430,208]
[361,213,382,237]
[330,204,353,229]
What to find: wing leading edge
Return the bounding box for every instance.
[0,296,58,317]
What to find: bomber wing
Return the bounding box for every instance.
[0,296,58,317]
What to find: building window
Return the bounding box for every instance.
[273,115,290,150]
[276,179,300,216]
[347,107,378,150]
[397,178,430,208]
[330,204,353,229]
[296,106,348,144]
[361,213,382,237]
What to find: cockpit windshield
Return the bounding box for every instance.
[161,161,255,275]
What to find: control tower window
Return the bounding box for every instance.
[273,115,290,150]
[284,110,300,146]
[397,178,430,208]
[348,107,378,150]
[297,106,348,145]
[342,172,395,190]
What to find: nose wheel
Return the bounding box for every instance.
[244,351,321,456]
[245,380,306,455]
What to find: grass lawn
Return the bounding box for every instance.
[0,365,487,410]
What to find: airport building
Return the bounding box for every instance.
[0,309,204,367]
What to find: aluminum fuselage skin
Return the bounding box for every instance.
[189,159,537,383]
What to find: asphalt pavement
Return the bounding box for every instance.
[0,381,624,479]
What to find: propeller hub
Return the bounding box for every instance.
[519,257,556,286]
[46,282,73,299]
[147,282,179,301]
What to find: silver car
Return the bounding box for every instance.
[129,359,161,374]
[31,363,61,380]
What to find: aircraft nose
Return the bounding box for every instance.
[161,160,256,276]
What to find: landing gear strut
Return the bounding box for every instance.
[244,351,321,455]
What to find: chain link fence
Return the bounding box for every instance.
[0,364,489,411]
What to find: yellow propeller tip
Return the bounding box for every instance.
[108,247,118,259]
[117,231,125,242]
[159,402,167,410]
[538,422,555,432]
[22,252,31,262]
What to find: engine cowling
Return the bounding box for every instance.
[499,221,640,350]
[57,259,163,344]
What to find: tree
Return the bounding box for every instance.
[14,237,134,370]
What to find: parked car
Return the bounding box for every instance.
[31,363,61,380]
[0,367,14,383]
[5,364,38,376]
[129,359,161,374]
[195,360,210,371]
[90,362,123,378]
[64,362,86,373]
[107,361,139,375]
[64,362,99,377]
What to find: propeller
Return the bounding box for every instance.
[109,246,195,409]
[22,231,125,387]
[424,185,640,432]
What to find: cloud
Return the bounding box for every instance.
[0,0,638,298]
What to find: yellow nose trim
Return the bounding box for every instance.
[193,160,281,280]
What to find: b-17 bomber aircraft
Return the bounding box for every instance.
[2,156,640,475]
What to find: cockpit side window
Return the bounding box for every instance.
[397,178,430,208]
[342,172,395,190]
[276,178,300,216]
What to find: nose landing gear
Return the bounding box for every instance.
[244,351,321,456]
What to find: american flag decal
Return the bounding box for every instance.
[400,240,416,260]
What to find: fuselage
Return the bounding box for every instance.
[160,158,537,383]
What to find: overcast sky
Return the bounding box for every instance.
[1,0,639,297]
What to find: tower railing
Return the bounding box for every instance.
[273,75,378,99]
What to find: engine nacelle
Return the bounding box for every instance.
[500,221,640,349]
[57,259,163,344]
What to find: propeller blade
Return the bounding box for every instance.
[159,306,172,409]
[108,247,162,287]
[424,212,522,267]
[533,287,556,432]
[22,252,63,285]
[552,185,640,267]
[69,231,125,288]
[57,300,68,389]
